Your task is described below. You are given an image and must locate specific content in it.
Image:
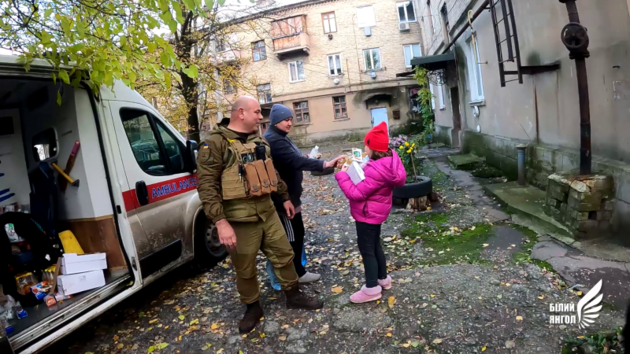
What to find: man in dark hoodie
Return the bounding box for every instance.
[264,104,345,283]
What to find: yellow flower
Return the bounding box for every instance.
[405,142,409,147]
[412,143,416,147]
[406,149,412,154]
[398,146,404,150]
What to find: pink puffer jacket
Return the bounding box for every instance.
[335,150,407,225]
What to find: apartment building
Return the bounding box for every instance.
[413,0,630,229]
[215,0,426,144]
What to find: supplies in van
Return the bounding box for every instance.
[58,230,84,255]
[60,253,107,275]
[15,272,36,296]
[57,270,105,296]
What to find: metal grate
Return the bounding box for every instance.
[489,0,523,86]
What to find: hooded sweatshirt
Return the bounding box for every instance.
[335,150,407,224]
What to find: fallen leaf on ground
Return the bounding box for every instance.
[506,340,516,348]
[482,346,487,351]
[149,319,158,324]
[331,286,343,294]
[178,315,185,321]
[388,296,397,308]
[482,244,489,248]
[433,338,443,344]
[113,335,119,342]
[386,333,392,337]
[516,316,523,322]
[190,319,199,326]
[538,295,545,299]
[279,335,287,341]
[156,343,169,350]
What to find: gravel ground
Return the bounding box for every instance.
[43,143,626,354]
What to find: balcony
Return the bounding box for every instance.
[271,15,310,58]
[216,49,241,63]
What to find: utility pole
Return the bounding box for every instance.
[559,0,591,175]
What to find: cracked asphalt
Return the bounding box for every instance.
[43,144,627,354]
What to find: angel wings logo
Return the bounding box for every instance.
[548,280,604,328]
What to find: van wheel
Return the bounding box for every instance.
[193,213,227,269]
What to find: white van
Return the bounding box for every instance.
[0,55,226,353]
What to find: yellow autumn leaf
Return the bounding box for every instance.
[516,316,523,322]
[576,291,583,296]
[260,333,265,338]
[482,243,489,248]
[430,294,435,298]
[538,295,545,300]
[149,319,158,324]
[279,335,287,341]
[211,323,219,330]
[386,333,392,337]
[433,338,443,344]
[190,319,199,326]
[331,286,343,294]
[482,346,487,351]
[402,341,411,348]
[388,296,396,308]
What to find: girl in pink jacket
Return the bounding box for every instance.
[335,122,407,303]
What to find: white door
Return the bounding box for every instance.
[108,101,196,276]
[371,107,389,133]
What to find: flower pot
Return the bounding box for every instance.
[393,176,432,199]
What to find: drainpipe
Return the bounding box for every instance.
[559,0,591,175]
[517,144,527,186]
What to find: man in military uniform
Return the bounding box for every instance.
[197,96,323,334]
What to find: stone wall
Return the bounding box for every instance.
[461,130,529,180]
[545,174,614,239]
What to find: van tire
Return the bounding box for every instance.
[193,213,228,269]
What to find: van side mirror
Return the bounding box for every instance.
[184,140,198,173]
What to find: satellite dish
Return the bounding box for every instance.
[333,78,340,85]
[370,70,377,79]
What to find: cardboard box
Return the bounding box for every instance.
[57,270,105,295]
[61,253,107,275]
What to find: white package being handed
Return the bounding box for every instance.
[309,146,320,159]
[347,161,366,185]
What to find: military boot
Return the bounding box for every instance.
[284,285,324,310]
[239,301,264,334]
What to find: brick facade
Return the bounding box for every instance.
[218,0,426,143]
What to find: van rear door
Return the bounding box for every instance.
[107,101,197,277]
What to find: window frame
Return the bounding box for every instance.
[288,60,305,83]
[363,48,382,71]
[357,5,376,28]
[293,101,310,124]
[120,108,186,176]
[438,84,446,110]
[403,43,422,68]
[251,40,267,62]
[257,83,272,104]
[465,37,485,102]
[327,54,343,76]
[332,96,348,119]
[322,12,337,34]
[397,1,416,23]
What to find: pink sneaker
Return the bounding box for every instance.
[350,285,382,304]
[378,276,392,290]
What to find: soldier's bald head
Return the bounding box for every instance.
[228,95,263,133]
[231,96,259,120]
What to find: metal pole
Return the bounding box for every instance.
[560,0,591,175]
[517,145,527,186]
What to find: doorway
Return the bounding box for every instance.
[450,87,462,148]
[370,107,388,133]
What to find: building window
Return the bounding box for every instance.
[397,1,416,23]
[466,38,485,101]
[257,84,272,104]
[393,110,401,120]
[327,54,342,76]
[288,61,305,82]
[293,101,310,123]
[333,96,347,119]
[427,0,439,34]
[429,83,436,110]
[438,84,445,109]
[403,44,422,68]
[252,40,266,62]
[224,79,235,94]
[357,5,375,28]
[322,12,337,33]
[363,48,381,71]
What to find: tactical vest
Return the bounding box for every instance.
[213,131,278,200]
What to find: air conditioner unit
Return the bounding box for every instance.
[399,22,410,31]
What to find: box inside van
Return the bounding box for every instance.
[0,77,131,349]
